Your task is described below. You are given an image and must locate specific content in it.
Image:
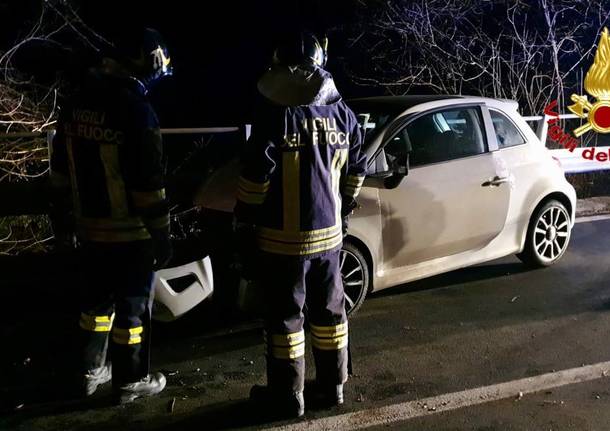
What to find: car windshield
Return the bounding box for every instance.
[347,101,408,144]
[357,110,395,142]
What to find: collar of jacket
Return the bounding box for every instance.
[257,65,342,107]
[87,67,148,97]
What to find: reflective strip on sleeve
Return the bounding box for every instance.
[236,177,270,205]
[236,188,267,205]
[145,213,170,230]
[266,330,305,360]
[77,217,146,230]
[77,228,151,242]
[79,312,115,332]
[238,177,270,193]
[343,185,363,198]
[310,322,348,351]
[131,189,166,207]
[346,175,365,187]
[76,217,151,242]
[343,174,365,198]
[112,326,144,345]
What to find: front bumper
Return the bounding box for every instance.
[152,257,214,322]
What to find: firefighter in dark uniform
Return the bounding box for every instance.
[50,28,173,404]
[234,32,367,418]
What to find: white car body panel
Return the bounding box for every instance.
[153,257,214,321]
[348,97,576,292]
[195,95,576,299]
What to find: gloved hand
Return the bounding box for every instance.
[233,218,257,278]
[233,219,256,248]
[150,229,173,270]
[342,215,349,238]
[49,193,77,252]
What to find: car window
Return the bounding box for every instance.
[356,112,395,144]
[382,107,487,167]
[490,110,526,149]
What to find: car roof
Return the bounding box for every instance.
[347,95,518,113]
[347,95,463,112]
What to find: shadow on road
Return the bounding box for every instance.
[373,261,533,298]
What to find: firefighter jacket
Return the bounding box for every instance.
[50,70,169,243]
[235,65,367,259]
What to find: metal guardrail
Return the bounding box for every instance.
[0,115,608,216]
[0,127,248,216]
[522,113,610,174]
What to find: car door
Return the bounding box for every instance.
[376,104,511,270]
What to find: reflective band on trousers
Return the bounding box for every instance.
[257,233,343,256]
[112,326,144,345]
[265,330,305,360]
[236,176,269,205]
[79,312,114,332]
[310,322,348,351]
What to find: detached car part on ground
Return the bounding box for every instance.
[194,95,576,316]
[152,248,214,322]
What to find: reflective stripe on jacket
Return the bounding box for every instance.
[50,72,169,242]
[235,67,367,258]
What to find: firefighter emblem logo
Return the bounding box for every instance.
[151,46,171,74]
[568,27,610,137]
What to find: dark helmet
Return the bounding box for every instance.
[113,28,173,90]
[273,31,328,68]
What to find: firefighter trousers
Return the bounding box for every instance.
[259,250,348,395]
[77,240,155,386]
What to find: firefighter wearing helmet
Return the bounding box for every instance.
[50,28,173,404]
[234,31,367,418]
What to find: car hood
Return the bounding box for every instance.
[194,157,240,213]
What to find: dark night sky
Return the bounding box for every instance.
[1,0,375,127]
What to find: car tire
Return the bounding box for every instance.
[517,199,571,268]
[341,241,371,316]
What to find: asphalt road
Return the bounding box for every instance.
[3,217,610,431]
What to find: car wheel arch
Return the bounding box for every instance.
[344,235,374,292]
[519,191,573,252]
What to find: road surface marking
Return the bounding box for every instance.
[575,214,610,223]
[262,361,610,431]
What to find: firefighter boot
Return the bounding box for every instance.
[249,384,305,419]
[114,372,166,404]
[308,382,344,408]
[83,364,112,396]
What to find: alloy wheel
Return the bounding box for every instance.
[533,205,570,264]
[340,248,366,314]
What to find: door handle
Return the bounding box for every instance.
[482,176,509,187]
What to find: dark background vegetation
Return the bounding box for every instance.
[2,0,610,253]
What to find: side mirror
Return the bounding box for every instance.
[383,153,409,189]
[364,153,410,190]
[363,127,412,190]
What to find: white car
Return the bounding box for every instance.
[196,95,577,315]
